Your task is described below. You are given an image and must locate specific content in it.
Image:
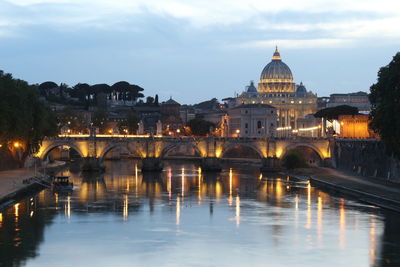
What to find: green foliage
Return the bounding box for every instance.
[369,52,400,158]
[282,150,307,169]
[146,96,154,104]
[193,98,220,110]
[314,105,358,121]
[0,71,58,166]
[187,118,215,136]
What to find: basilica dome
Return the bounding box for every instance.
[258,47,295,93]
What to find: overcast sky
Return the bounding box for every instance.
[0,0,399,104]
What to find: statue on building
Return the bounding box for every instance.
[137,120,144,135]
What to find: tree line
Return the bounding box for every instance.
[38,81,145,108]
[0,71,58,167]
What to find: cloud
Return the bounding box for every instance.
[1,0,399,50]
[230,38,354,49]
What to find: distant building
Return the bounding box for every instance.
[221,104,277,138]
[224,47,318,131]
[326,92,371,113]
[135,105,161,134]
[161,97,183,131]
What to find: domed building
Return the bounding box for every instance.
[258,47,295,93]
[225,47,318,136]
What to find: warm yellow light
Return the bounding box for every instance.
[13,142,20,148]
[276,148,283,158]
[236,129,240,134]
[0,144,2,148]
[290,100,294,104]
[299,101,302,104]
[176,129,181,133]
[215,147,222,158]
[14,203,19,217]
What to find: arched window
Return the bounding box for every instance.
[257,121,262,129]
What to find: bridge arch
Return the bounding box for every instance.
[279,143,325,167]
[220,143,263,159]
[99,143,142,161]
[39,143,84,160]
[161,142,203,158]
[280,143,325,160]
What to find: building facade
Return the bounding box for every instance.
[225,47,318,133]
[221,104,277,138]
[326,92,371,114]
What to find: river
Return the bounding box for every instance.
[0,160,399,267]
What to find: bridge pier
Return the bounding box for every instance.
[260,157,281,173]
[200,157,222,172]
[141,157,163,172]
[82,157,105,172]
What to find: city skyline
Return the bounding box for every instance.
[1,0,399,104]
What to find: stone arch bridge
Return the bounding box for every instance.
[36,136,331,171]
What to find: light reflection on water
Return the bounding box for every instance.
[0,160,400,267]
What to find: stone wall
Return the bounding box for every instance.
[333,139,400,183]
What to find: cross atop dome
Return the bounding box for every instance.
[272,46,281,61]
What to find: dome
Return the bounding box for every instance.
[260,47,293,81]
[296,82,307,97]
[246,81,257,93]
[258,47,295,93]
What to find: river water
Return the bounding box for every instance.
[0,160,399,267]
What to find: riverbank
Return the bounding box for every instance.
[289,167,400,212]
[0,161,66,208]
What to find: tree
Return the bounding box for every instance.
[38,81,58,97]
[314,105,358,121]
[0,71,58,167]
[282,150,307,169]
[187,118,215,136]
[154,94,159,105]
[369,52,400,158]
[146,96,154,105]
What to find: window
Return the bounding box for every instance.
[245,123,248,129]
[271,110,274,114]
[257,121,262,129]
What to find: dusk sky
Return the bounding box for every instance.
[1,0,399,104]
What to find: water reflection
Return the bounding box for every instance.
[0,160,400,266]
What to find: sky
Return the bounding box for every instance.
[0,0,399,104]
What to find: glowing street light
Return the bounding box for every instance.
[13,142,20,148]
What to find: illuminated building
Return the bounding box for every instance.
[338,115,375,138]
[224,47,318,134]
[221,104,277,137]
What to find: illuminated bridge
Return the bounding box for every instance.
[36,136,332,172]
